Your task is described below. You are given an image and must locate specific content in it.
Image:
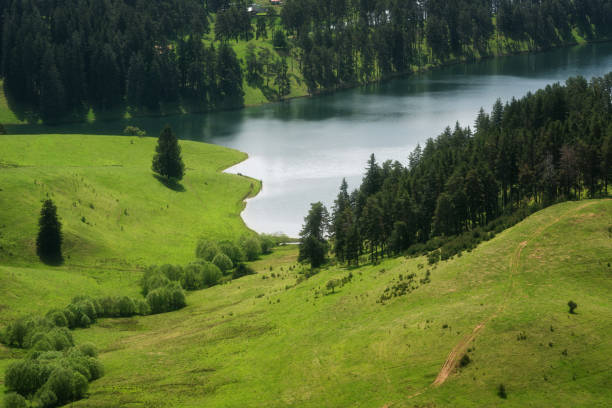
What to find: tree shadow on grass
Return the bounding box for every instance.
[39,255,64,266]
[153,174,186,192]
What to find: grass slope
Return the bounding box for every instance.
[0,134,260,267]
[2,200,608,407]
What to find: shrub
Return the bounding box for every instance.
[326,279,341,293]
[3,393,27,408]
[242,237,262,261]
[219,241,245,263]
[146,282,186,314]
[199,261,223,287]
[123,125,146,136]
[5,359,47,396]
[181,264,203,290]
[498,383,507,399]
[195,240,220,261]
[0,123,7,135]
[233,263,255,279]
[428,250,440,265]
[459,354,471,367]
[3,318,30,347]
[44,367,88,405]
[157,264,183,281]
[568,300,578,314]
[212,253,233,272]
[117,296,136,317]
[78,342,98,358]
[141,271,171,296]
[46,309,68,327]
[259,235,276,254]
[35,387,58,408]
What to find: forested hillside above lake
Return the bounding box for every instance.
[324,73,612,265]
[1,0,612,124]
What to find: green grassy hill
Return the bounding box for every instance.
[2,199,609,407]
[0,134,260,268]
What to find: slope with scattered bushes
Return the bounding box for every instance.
[3,199,603,407]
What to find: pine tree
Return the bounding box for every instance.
[39,48,66,123]
[152,126,185,181]
[36,199,62,264]
[298,202,329,268]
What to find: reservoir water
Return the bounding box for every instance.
[17,42,612,237]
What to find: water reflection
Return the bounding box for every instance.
[7,42,612,236]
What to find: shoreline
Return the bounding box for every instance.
[3,39,611,130]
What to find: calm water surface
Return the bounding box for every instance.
[17,42,612,236]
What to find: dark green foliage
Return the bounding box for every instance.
[242,237,262,261]
[196,240,221,261]
[0,123,6,134]
[212,252,233,272]
[146,282,186,314]
[233,263,255,279]
[1,0,210,122]
[298,202,329,268]
[272,29,288,49]
[322,73,612,267]
[3,393,27,408]
[123,126,146,137]
[5,359,48,396]
[228,241,249,264]
[498,383,507,399]
[152,126,185,181]
[142,262,222,293]
[197,261,223,287]
[460,354,471,367]
[36,199,62,264]
[568,300,578,314]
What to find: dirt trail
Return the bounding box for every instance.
[431,202,595,388]
[396,201,598,406]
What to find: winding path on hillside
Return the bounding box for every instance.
[400,201,596,404]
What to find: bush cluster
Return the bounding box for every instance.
[2,296,148,350]
[411,206,538,264]
[142,262,222,294]
[123,125,146,136]
[195,234,281,266]
[4,346,103,407]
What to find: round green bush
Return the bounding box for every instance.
[212,253,233,272]
[219,241,245,263]
[196,240,220,261]
[181,264,203,290]
[117,296,136,317]
[242,237,262,261]
[157,264,183,281]
[200,262,222,287]
[80,314,91,328]
[35,387,58,408]
[46,309,68,327]
[78,342,98,358]
[141,272,171,296]
[5,359,46,396]
[44,367,86,405]
[3,392,27,408]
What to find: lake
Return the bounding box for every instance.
[14,42,612,237]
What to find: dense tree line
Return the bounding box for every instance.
[282,0,612,93]
[304,73,612,265]
[2,1,610,123]
[0,0,244,123]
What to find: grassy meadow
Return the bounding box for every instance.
[0,134,260,268]
[2,199,609,407]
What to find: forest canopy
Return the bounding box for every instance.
[2,0,611,123]
[324,72,612,265]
